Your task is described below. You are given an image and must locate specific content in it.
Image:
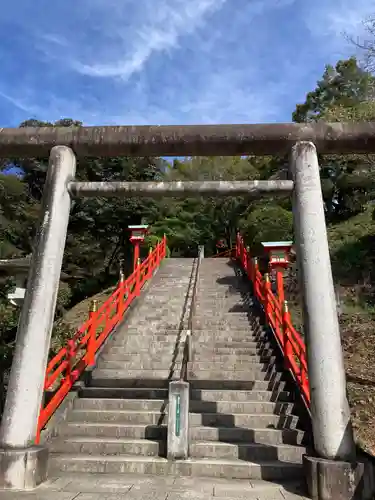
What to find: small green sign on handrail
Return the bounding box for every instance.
[175,394,181,437]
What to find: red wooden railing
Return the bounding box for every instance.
[235,233,310,407]
[36,235,167,443]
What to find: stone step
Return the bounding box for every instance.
[189,441,306,462]
[192,329,266,338]
[195,293,248,299]
[194,314,251,321]
[91,366,282,387]
[194,311,251,317]
[73,398,294,415]
[67,410,299,429]
[188,361,277,372]
[61,422,167,439]
[101,346,183,356]
[74,398,168,411]
[50,437,165,456]
[188,365,282,380]
[122,328,182,335]
[189,378,286,391]
[109,340,182,348]
[192,346,273,356]
[91,370,181,387]
[141,296,187,302]
[194,323,252,331]
[189,426,305,445]
[99,352,184,362]
[106,340,184,349]
[118,324,182,332]
[61,421,303,446]
[195,302,248,309]
[79,387,293,402]
[192,343,272,354]
[193,347,272,356]
[97,360,183,370]
[68,409,167,425]
[192,335,267,343]
[192,354,274,363]
[189,413,300,429]
[145,289,190,295]
[189,400,295,415]
[128,317,184,326]
[49,454,303,480]
[79,387,169,399]
[192,328,269,343]
[194,314,250,322]
[201,341,271,349]
[191,389,292,402]
[102,338,183,349]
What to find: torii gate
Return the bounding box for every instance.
[0,123,374,497]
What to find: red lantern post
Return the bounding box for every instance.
[260,241,293,303]
[128,224,149,271]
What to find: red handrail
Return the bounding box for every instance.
[36,235,167,443]
[235,233,310,406]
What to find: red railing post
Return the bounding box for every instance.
[276,270,285,304]
[135,259,141,296]
[147,246,153,279]
[282,300,293,369]
[252,257,259,297]
[87,299,98,366]
[117,268,125,318]
[263,273,271,321]
[155,241,160,266]
[252,257,258,282]
[65,339,76,386]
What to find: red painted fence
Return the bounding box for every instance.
[36,235,167,443]
[235,233,310,406]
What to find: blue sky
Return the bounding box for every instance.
[0,0,374,128]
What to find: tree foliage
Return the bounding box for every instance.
[292,57,375,123]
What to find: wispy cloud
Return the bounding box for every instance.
[0,0,373,127]
[70,0,227,80]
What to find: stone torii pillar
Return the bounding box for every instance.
[0,146,76,491]
[290,142,371,500]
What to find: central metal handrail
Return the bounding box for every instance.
[180,246,203,381]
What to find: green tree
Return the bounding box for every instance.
[292,57,375,123]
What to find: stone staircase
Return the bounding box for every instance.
[48,257,309,482]
[186,258,308,480]
[49,258,195,475]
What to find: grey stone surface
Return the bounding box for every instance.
[304,454,375,500]
[168,381,189,460]
[0,473,308,499]
[0,446,48,490]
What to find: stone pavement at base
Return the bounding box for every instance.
[0,474,309,500]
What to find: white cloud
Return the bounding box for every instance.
[38,0,227,81]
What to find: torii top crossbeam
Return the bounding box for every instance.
[0,122,375,157]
